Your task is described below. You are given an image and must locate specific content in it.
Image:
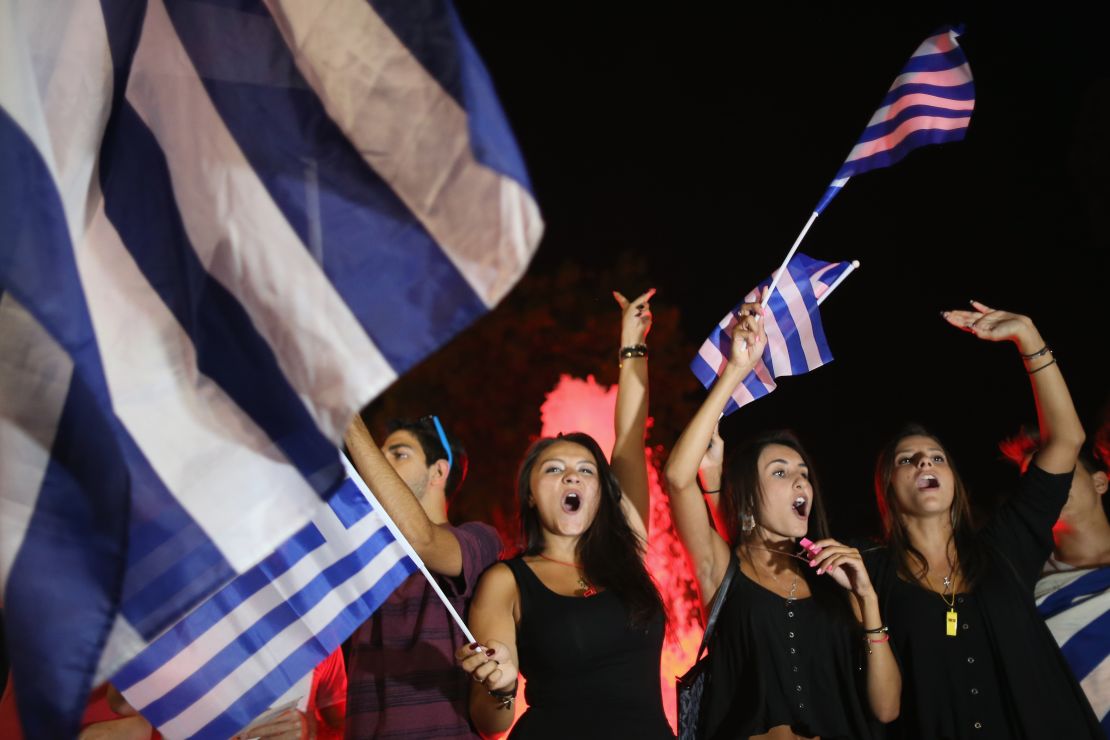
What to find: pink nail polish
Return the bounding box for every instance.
[817,568,824,575]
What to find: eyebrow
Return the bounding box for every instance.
[764,459,808,469]
[387,443,415,453]
[540,457,596,467]
[894,447,945,456]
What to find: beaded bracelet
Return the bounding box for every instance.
[619,344,648,359]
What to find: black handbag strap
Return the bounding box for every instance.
[695,552,738,660]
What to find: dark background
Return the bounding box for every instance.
[367,2,1109,543]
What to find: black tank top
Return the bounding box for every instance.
[504,557,674,739]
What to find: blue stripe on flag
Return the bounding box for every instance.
[877,81,976,109]
[99,101,343,494]
[1060,608,1110,682]
[765,287,808,376]
[164,1,490,374]
[690,352,724,390]
[194,556,417,738]
[856,104,974,144]
[897,47,969,74]
[838,127,970,179]
[139,525,400,726]
[1038,568,1110,620]
[366,0,534,190]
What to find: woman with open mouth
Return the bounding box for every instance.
[865,301,1101,738]
[664,295,900,740]
[455,289,673,739]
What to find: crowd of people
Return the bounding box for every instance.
[3,289,1106,739]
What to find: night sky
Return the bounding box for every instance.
[379,2,1108,540]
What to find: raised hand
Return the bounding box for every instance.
[728,288,768,373]
[613,288,656,347]
[941,300,1042,351]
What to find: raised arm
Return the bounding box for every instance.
[610,288,655,536]
[664,296,766,603]
[943,301,1084,474]
[344,414,464,576]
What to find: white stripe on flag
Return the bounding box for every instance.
[761,302,793,377]
[263,0,544,307]
[0,296,71,597]
[775,269,824,372]
[81,201,321,573]
[122,504,390,708]
[1046,588,1110,646]
[129,0,396,442]
[159,535,410,738]
[845,113,971,164]
[1081,653,1110,722]
[912,29,958,57]
[864,92,975,128]
[888,64,973,94]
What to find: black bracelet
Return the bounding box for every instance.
[488,684,517,709]
[1021,344,1051,359]
[1027,357,1057,375]
[619,344,648,360]
[863,624,889,634]
[702,489,721,494]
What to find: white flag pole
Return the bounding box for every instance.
[816,260,860,306]
[762,210,819,308]
[340,454,477,644]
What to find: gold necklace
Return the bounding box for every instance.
[537,553,598,597]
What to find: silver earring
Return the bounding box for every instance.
[741,512,755,534]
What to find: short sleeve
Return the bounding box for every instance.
[446,521,503,598]
[985,464,1073,590]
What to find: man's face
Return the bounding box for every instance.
[381,429,432,500]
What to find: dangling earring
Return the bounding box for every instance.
[741,511,756,534]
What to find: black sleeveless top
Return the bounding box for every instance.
[504,557,674,739]
[700,559,878,739]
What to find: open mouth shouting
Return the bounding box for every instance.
[792,496,809,518]
[916,473,940,491]
[562,491,582,513]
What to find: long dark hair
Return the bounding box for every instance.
[874,423,984,588]
[517,432,664,626]
[722,430,854,624]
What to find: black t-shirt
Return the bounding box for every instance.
[865,464,1102,739]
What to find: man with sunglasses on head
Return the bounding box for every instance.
[343,413,502,739]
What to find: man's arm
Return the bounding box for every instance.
[344,415,463,576]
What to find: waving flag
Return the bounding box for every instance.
[113,469,416,739]
[0,1,541,736]
[815,25,975,213]
[692,254,855,415]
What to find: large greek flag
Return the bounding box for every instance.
[0,1,542,736]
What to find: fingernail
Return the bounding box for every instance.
[486,649,496,657]
[468,642,480,650]
[940,311,948,318]
[808,559,817,567]
[816,568,824,575]
[811,546,823,555]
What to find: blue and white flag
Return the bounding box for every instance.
[113,463,416,739]
[692,254,854,415]
[1036,564,1110,735]
[0,1,541,736]
[815,25,975,213]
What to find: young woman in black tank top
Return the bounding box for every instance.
[664,295,900,739]
[456,290,673,739]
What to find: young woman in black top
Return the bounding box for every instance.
[864,301,1101,738]
[664,297,900,739]
[455,290,673,739]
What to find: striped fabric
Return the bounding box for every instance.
[815,25,975,213]
[691,253,852,415]
[114,466,416,739]
[1036,560,1110,735]
[0,1,541,736]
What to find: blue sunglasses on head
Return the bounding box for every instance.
[423,415,453,472]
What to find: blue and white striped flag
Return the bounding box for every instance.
[692,254,854,415]
[815,25,975,213]
[0,1,541,736]
[112,460,416,739]
[1036,565,1110,735]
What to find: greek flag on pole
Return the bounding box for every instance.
[692,254,853,415]
[112,462,416,739]
[815,25,975,213]
[1036,566,1110,734]
[0,1,541,736]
